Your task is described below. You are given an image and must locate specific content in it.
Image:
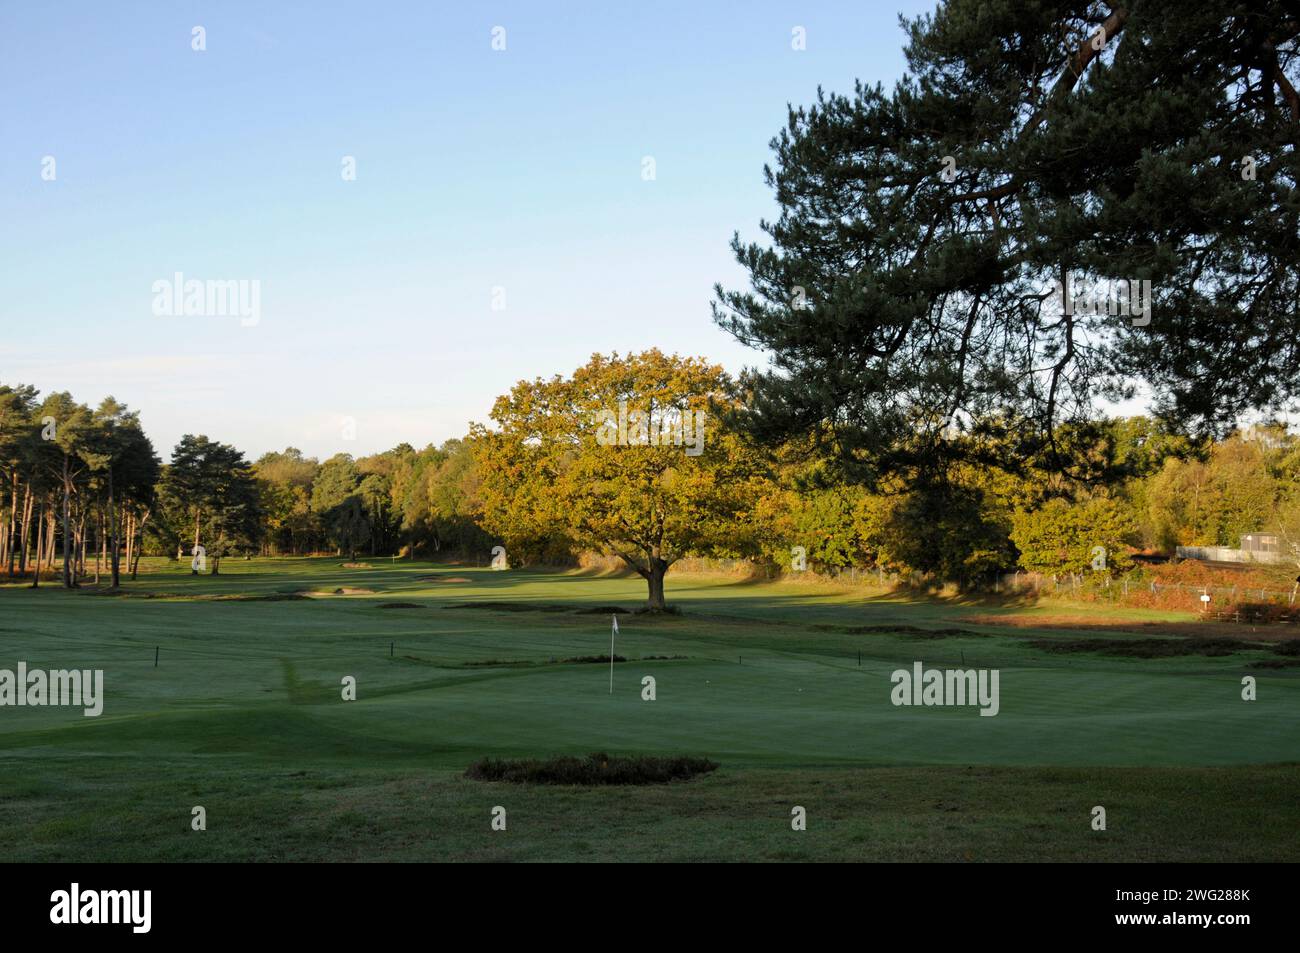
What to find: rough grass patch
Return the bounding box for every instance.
[815,623,981,638]
[450,601,570,613]
[464,752,718,785]
[1028,636,1252,658]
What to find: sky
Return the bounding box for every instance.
[1,1,938,461]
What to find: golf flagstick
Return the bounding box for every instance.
[610,614,619,694]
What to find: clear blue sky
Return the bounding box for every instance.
[1,1,936,460]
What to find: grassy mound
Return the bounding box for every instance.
[464,752,718,785]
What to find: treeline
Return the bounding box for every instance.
[0,382,492,584]
[251,440,490,560]
[4,364,1299,594]
[759,418,1300,581]
[0,386,159,587]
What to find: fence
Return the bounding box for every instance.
[1176,545,1289,565]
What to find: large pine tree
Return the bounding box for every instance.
[715,0,1300,484]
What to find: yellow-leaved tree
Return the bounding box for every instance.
[472,350,770,611]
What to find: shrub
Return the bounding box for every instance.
[464,752,718,785]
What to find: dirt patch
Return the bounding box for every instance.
[1027,636,1253,658]
[963,612,1300,643]
[80,588,163,598]
[415,574,472,583]
[465,752,718,786]
[458,654,684,669]
[815,623,982,639]
[461,654,628,667]
[340,562,373,569]
[449,601,575,613]
[320,587,376,596]
[227,592,311,602]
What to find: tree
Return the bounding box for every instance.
[423,438,491,555]
[0,384,39,577]
[325,494,370,561]
[877,479,1016,583]
[715,0,1300,485]
[92,398,160,588]
[162,435,261,572]
[473,351,770,611]
[1011,496,1138,576]
[312,454,371,557]
[254,448,320,554]
[37,392,100,588]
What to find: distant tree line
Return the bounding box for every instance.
[5,361,1299,606]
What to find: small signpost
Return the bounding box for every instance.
[609,615,618,694]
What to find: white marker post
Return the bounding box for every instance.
[610,615,619,694]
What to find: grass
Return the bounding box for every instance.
[1,556,1298,862]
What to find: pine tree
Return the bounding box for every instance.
[715,0,1300,484]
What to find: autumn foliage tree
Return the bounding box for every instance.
[473,351,770,610]
[1011,495,1138,576]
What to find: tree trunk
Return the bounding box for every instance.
[18,483,33,577]
[61,455,73,588]
[644,556,669,611]
[109,469,121,589]
[132,510,150,580]
[46,508,57,571]
[95,506,104,583]
[4,471,16,575]
[124,508,134,581]
[30,500,44,588]
[77,512,87,581]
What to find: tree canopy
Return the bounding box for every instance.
[472,351,770,610]
[715,0,1300,485]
